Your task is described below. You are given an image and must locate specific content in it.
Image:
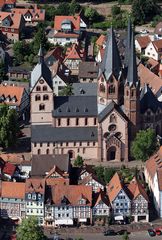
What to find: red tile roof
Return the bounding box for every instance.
[0,153,24,164]
[96,34,106,47]
[0,85,25,106]
[45,47,64,63]
[54,32,79,38]
[107,172,123,203]
[3,162,16,176]
[12,5,45,22]
[51,185,92,206]
[1,181,25,199]
[152,39,162,51]
[64,43,84,61]
[0,0,16,8]
[0,12,22,29]
[93,189,110,207]
[25,178,45,194]
[138,63,162,94]
[136,35,151,49]
[54,15,80,31]
[46,178,69,186]
[128,177,149,201]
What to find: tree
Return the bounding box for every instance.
[0,60,6,82]
[74,155,84,167]
[13,40,28,65]
[16,217,46,240]
[131,128,157,161]
[132,0,160,24]
[104,168,116,183]
[94,165,105,182]
[69,0,81,15]
[111,5,121,17]
[84,7,100,24]
[122,231,129,240]
[0,106,20,149]
[59,84,73,96]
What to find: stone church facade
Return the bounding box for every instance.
[30,21,162,162]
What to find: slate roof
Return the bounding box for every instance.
[98,101,127,123]
[30,47,52,90]
[140,84,162,113]
[126,30,139,86]
[53,96,97,117]
[100,27,122,81]
[72,83,97,96]
[31,154,69,176]
[31,125,98,142]
[124,18,132,68]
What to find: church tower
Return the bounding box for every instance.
[124,30,140,141]
[124,18,132,70]
[98,27,123,110]
[30,46,54,125]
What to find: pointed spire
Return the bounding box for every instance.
[38,44,44,64]
[127,30,139,86]
[124,17,132,68]
[101,26,122,81]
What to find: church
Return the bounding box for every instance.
[30,21,162,163]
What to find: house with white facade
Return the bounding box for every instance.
[145,39,162,61]
[145,147,162,218]
[107,173,131,219]
[25,178,45,225]
[135,35,151,54]
[128,177,149,222]
[92,189,110,224]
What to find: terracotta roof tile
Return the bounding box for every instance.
[3,162,16,176]
[45,47,64,63]
[146,146,162,179]
[152,39,162,51]
[51,185,92,206]
[0,12,22,29]
[25,178,45,194]
[64,43,84,61]
[107,172,123,203]
[136,35,151,49]
[46,178,69,186]
[96,34,106,47]
[0,153,24,164]
[54,15,80,31]
[0,0,16,8]
[128,177,149,201]
[93,189,110,207]
[138,63,162,94]
[155,22,162,35]
[157,169,162,190]
[147,58,159,68]
[1,181,25,199]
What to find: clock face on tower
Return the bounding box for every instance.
[39,79,44,84]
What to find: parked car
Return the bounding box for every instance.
[155,228,161,236]
[117,230,129,235]
[104,230,116,236]
[148,229,156,237]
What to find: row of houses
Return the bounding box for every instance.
[0,154,149,226]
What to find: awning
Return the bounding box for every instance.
[114,215,124,221]
[79,218,87,223]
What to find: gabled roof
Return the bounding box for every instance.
[140,84,162,113]
[51,185,92,206]
[93,189,110,207]
[98,101,127,123]
[30,47,52,90]
[107,172,126,203]
[45,165,67,179]
[64,44,84,61]
[45,47,64,63]
[54,15,80,31]
[2,162,16,176]
[0,12,22,29]
[136,35,151,49]
[127,177,149,201]
[138,63,162,95]
[154,22,162,35]
[152,39,162,51]
[0,0,16,8]
[96,34,106,47]
[79,173,105,187]
[0,84,25,106]
[1,182,25,199]
[25,178,45,194]
[12,5,45,21]
[46,178,69,186]
[100,27,122,81]
[78,61,99,79]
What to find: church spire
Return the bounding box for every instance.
[126,30,139,86]
[101,26,122,81]
[124,17,132,68]
[38,45,44,64]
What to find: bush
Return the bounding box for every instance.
[92,21,111,30]
[74,155,84,167]
[111,5,121,17]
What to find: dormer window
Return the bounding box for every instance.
[28,193,31,199]
[32,193,36,200]
[38,193,41,200]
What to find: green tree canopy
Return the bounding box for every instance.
[59,84,73,96]
[16,217,46,240]
[131,128,157,161]
[0,105,20,149]
[111,5,121,17]
[132,0,160,24]
[74,155,84,167]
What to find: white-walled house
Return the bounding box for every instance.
[135,35,151,54]
[145,40,162,61]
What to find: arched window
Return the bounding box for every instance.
[46,149,49,154]
[35,95,41,101]
[43,94,49,101]
[110,114,116,123]
[109,85,115,94]
[38,149,41,155]
[100,83,105,92]
[39,104,45,111]
[36,86,41,91]
[43,86,47,91]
